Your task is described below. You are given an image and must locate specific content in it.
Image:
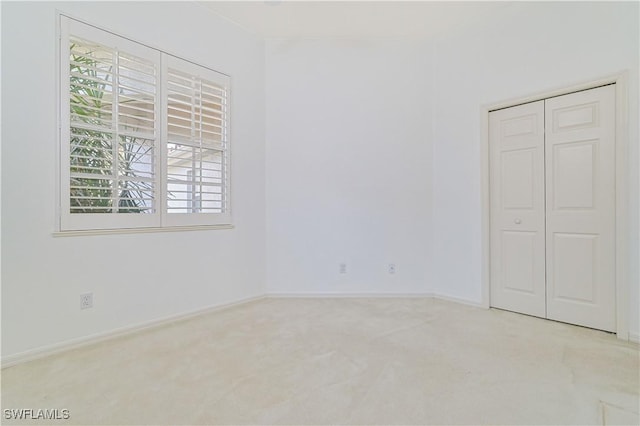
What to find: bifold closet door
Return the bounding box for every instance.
[545,85,616,332]
[489,101,546,318]
[490,85,616,332]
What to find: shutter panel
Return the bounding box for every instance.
[61,17,161,230]
[163,55,231,226]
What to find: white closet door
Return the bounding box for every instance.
[490,101,546,318]
[545,85,616,332]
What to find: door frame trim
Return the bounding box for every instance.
[480,72,630,340]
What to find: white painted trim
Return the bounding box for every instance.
[613,74,630,341]
[485,74,627,112]
[52,224,234,237]
[55,10,63,234]
[267,292,434,299]
[629,332,640,344]
[480,102,491,310]
[6,291,616,368]
[1,294,264,369]
[432,293,486,309]
[266,292,485,308]
[480,72,630,340]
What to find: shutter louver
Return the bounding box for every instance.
[166,66,228,215]
[69,36,157,214]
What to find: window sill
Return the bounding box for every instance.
[53,224,234,237]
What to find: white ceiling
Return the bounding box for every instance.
[199,1,514,39]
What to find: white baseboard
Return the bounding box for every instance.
[266,291,485,308]
[266,292,434,299]
[1,294,265,369]
[432,293,486,308]
[629,331,640,344]
[5,291,619,368]
[2,292,478,368]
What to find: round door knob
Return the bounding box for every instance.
[514,219,522,224]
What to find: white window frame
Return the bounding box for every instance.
[58,15,232,233]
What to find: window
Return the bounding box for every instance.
[59,16,230,232]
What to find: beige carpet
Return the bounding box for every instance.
[2,297,639,425]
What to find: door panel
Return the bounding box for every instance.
[545,85,616,332]
[552,140,596,210]
[551,102,599,132]
[502,149,535,209]
[490,101,546,318]
[552,233,598,303]
[502,231,537,294]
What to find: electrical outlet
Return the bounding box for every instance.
[388,264,396,274]
[80,293,93,310]
[339,263,347,274]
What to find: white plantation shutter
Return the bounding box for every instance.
[59,17,231,231]
[61,17,161,230]
[163,55,231,226]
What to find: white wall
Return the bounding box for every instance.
[265,2,639,337]
[265,39,433,295]
[1,2,266,359]
[431,2,640,334]
[3,2,638,361]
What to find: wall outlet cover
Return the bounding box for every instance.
[80,293,93,310]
